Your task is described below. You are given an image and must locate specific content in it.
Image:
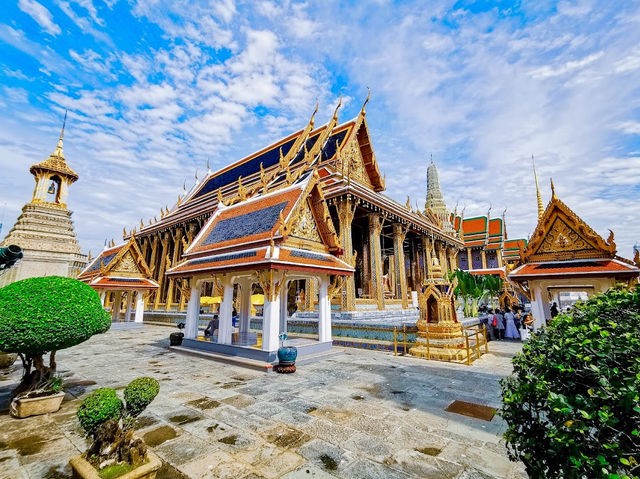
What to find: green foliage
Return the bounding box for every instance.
[98,463,134,479]
[0,276,111,355]
[500,287,640,479]
[124,377,160,418]
[77,388,123,435]
[451,270,503,316]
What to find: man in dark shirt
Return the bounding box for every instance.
[204,314,220,337]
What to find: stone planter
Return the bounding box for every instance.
[10,391,65,418]
[169,332,184,346]
[0,352,17,369]
[70,451,162,479]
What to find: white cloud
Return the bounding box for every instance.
[18,0,61,35]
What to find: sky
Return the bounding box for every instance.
[1,0,639,258]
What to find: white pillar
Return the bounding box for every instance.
[318,276,332,343]
[125,291,134,322]
[239,279,251,334]
[262,273,281,351]
[100,291,106,307]
[111,291,122,322]
[531,287,546,331]
[280,280,288,335]
[218,276,234,345]
[185,278,201,339]
[134,291,145,323]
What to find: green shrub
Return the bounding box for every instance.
[124,377,160,418]
[77,388,123,435]
[0,276,111,355]
[500,287,640,479]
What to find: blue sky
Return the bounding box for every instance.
[1,0,639,257]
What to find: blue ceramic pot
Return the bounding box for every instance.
[277,346,297,364]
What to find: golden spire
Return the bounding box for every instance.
[532,155,544,219]
[53,109,67,158]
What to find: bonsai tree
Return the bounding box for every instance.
[500,286,640,479]
[0,276,111,397]
[77,377,159,470]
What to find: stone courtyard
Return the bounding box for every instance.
[0,326,527,479]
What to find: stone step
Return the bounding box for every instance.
[169,345,275,372]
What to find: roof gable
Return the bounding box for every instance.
[78,236,152,280]
[186,172,342,257]
[524,195,616,262]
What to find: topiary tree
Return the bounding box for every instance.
[78,377,160,469]
[500,286,640,479]
[0,276,111,397]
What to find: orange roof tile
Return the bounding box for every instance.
[510,259,638,278]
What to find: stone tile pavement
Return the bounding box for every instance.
[0,326,527,479]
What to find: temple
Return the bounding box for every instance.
[509,180,639,328]
[78,235,158,326]
[124,98,464,321]
[0,113,86,286]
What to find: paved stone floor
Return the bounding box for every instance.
[0,326,527,479]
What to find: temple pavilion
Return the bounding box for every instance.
[125,98,463,321]
[509,181,639,328]
[78,236,158,325]
[165,171,354,361]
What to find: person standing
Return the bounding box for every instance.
[495,309,505,340]
[550,302,559,318]
[504,307,520,340]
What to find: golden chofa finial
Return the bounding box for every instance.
[206,157,210,171]
[361,87,370,116]
[217,188,225,205]
[310,100,319,128]
[550,178,556,199]
[332,95,343,122]
[123,227,127,239]
[87,250,92,261]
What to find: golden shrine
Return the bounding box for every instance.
[120,96,464,320]
[509,180,639,328]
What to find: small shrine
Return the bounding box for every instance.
[509,182,639,328]
[0,113,86,286]
[410,255,467,361]
[166,171,354,363]
[78,235,158,324]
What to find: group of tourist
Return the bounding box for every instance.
[480,306,534,342]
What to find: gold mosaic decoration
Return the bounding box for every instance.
[537,218,593,254]
[289,200,323,243]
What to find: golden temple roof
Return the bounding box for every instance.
[30,114,79,182]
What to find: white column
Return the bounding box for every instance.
[125,291,134,322]
[318,276,332,343]
[134,291,145,323]
[280,280,288,335]
[218,276,234,345]
[531,286,546,331]
[185,278,201,339]
[111,291,122,322]
[239,279,251,334]
[262,273,282,351]
[100,291,106,307]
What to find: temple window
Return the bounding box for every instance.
[458,253,468,270]
[487,251,498,268]
[472,251,483,270]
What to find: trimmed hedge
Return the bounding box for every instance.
[124,377,160,418]
[0,276,111,355]
[500,287,640,479]
[77,388,123,435]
